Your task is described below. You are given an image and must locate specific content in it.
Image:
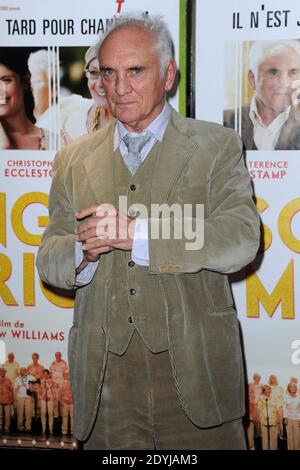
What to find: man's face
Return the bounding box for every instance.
[99,25,176,132]
[32,354,38,363]
[55,352,62,361]
[8,353,14,363]
[249,48,300,114]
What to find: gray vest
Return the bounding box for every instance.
[108,143,168,355]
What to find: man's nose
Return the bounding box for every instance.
[278,72,292,88]
[115,74,131,95]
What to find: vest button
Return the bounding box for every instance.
[130,184,136,191]
[128,316,133,323]
[130,288,136,295]
[128,209,140,219]
[128,260,135,268]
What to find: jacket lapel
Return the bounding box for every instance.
[150,107,199,204]
[83,120,116,206]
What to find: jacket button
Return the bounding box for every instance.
[130,184,136,191]
[128,260,135,268]
[130,288,136,295]
[128,316,133,323]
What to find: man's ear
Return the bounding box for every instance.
[248,70,256,91]
[164,59,177,92]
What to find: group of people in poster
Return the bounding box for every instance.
[247,373,300,451]
[0,351,73,437]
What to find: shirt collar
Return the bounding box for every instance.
[249,96,291,128]
[113,102,170,151]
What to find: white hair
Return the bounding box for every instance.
[249,39,300,79]
[97,12,174,75]
[28,49,49,74]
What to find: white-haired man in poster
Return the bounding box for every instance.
[224,39,300,150]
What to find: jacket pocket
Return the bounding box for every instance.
[202,270,234,314]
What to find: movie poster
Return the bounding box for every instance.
[0,0,183,373]
[196,0,300,449]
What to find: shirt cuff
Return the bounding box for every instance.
[75,241,99,284]
[132,218,149,266]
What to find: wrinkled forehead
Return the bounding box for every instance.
[259,48,300,69]
[100,24,156,61]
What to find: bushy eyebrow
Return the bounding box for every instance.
[100,65,147,71]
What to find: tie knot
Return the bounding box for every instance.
[123,131,152,154]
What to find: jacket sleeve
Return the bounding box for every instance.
[148,130,260,274]
[36,150,77,290]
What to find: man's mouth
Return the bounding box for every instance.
[116,102,135,107]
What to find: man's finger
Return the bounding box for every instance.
[88,246,113,256]
[83,238,113,251]
[75,205,99,220]
[76,203,116,221]
[95,203,116,218]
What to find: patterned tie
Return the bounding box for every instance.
[122,131,152,175]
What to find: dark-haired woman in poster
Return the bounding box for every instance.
[0,48,51,150]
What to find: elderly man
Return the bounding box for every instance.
[37,13,260,449]
[257,385,281,450]
[49,351,68,419]
[4,352,20,418]
[224,39,300,150]
[0,368,13,433]
[4,352,20,385]
[14,368,38,432]
[246,372,263,449]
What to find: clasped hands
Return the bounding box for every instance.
[75,203,136,265]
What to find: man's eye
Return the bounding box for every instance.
[267,68,280,77]
[130,67,142,75]
[102,69,115,78]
